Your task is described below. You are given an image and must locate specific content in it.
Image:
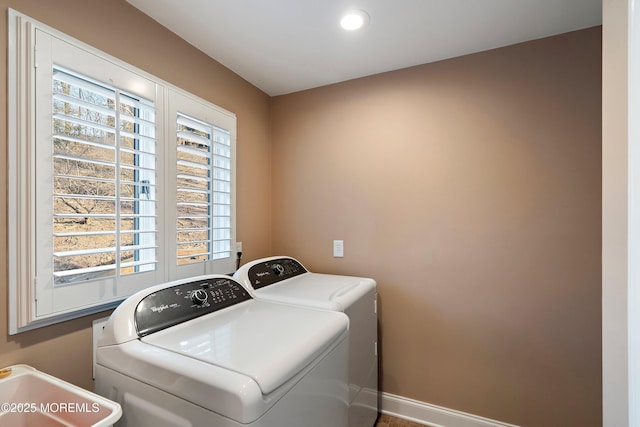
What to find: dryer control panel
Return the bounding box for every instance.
[247,257,307,289]
[135,277,251,337]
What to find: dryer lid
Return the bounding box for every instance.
[141,299,348,395]
[233,256,377,311]
[253,273,376,311]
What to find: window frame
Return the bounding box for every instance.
[7,10,237,334]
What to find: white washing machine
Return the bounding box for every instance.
[234,256,378,427]
[95,275,349,427]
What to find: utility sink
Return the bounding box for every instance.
[0,364,121,427]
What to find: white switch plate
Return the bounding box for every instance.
[333,240,344,257]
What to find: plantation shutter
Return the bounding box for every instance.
[52,68,158,285]
[176,113,232,265]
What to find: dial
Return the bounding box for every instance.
[191,289,208,306]
[272,263,285,276]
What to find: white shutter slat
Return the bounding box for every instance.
[53,113,116,135]
[53,153,116,169]
[54,134,116,150]
[53,93,116,117]
[53,264,116,279]
[53,70,116,99]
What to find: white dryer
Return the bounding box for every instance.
[95,275,349,427]
[234,256,378,427]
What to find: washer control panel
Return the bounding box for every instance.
[247,258,307,290]
[134,277,251,337]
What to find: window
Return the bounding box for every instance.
[8,10,236,333]
[166,89,237,281]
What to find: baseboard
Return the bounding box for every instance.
[379,392,520,427]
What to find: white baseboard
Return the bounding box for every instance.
[379,392,520,427]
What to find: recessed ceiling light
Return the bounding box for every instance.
[340,10,370,31]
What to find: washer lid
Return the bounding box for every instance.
[141,299,348,395]
[253,273,376,311]
[233,256,377,311]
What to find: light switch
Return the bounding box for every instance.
[333,240,344,257]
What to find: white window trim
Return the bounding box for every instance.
[8,9,237,334]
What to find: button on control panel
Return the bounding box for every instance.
[135,277,252,337]
[247,258,307,290]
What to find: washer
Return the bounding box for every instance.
[234,256,378,427]
[95,275,349,427]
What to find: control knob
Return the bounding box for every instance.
[191,289,208,306]
[272,263,285,276]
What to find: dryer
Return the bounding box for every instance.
[95,275,349,427]
[234,256,378,427]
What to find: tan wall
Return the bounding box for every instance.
[271,28,602,427]
[0,0,272,389]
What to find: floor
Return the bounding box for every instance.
[375,413,426,427]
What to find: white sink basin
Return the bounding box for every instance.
[0,365,121,427]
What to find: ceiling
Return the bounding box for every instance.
[126,0,602,96]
